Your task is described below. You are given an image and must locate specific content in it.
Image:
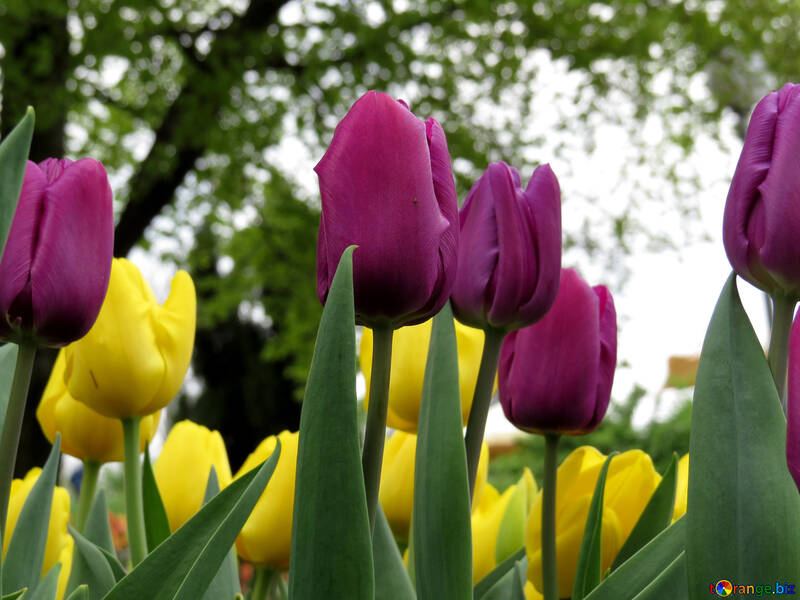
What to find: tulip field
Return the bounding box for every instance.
[0,74,799,600]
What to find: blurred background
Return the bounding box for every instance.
[0,0,794,484]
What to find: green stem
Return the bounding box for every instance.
[541,433,560,600]
[361,325,394,536]
[75,460,101,532]
[464,327,506,500]
[122,417,147,566]
[250,567,273,600]
[0,340,37,546]
[768,294,796,415]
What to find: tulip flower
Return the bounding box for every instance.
[0,158,113,346]
[3,468,73,600]
[452,161,561,332]
[315,90,458,328]
[526,447,661,596]
[154,420,232,532]
[37,350,161,463]
[723,83,800,299]
[63,258,196,419]
[235,430,299,569]
[498,268,617,435]
[786,313,800,492]
[361,318,489,432]
[378,431,489,542]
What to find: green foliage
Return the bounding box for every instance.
[373,507,415,600]
[141,447,170,551]
[488,387,691,491]
[687,275,800,597]
[0,107,34,264]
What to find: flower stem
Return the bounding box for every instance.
[361,325,394,536]
[75,460,101,532]
[250,567,273,600]
[0,340,37,546]
[541,433,560,600]
[464,327,505,500]
[768,294,796,415]
[122,417,147,566]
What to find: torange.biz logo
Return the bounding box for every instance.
[710,580,796,596]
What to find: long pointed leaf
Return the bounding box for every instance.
[373,505,415,600]
[103,447,279,600]
[3,436,61,593]
[610,454,677,571]
[288,246,373,599]
[66,586,88,600]
[0,345,19,433]
[66,526,115,600]
[631,552,687,600]
[141,446,170,551]
[28,564,60,600]
[473,548,526,599]
[413,304,472,600]
[571,454,613,600]
[0,107,34,262]
[200,468,240,600]
[82,491,114,555]
[687,275,800,599]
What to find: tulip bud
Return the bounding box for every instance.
[378,431,489,542]
[37,349,160,463]
[63,258,196,419]
[498,268,617,435]
[723,83,800,298]
[3,468,73,599]
[235,430,299,569]
[315,91,458,328]
[360,317,489,432]
[526,447,660,596]
[0,158,113,346]
[154,420,233,532]
[452,161,562,331]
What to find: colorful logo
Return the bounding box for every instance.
[715,580,733,596]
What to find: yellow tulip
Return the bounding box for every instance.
[360,318,489,432]
[472,469,537,584]
[235,430,299,569]
[526,447,661,597]
[154,420,232,532]
[379,431,489,543]
[37,350,161,463]
[2,468,73,600]
[673,453,689,521]
[63,258,196,419]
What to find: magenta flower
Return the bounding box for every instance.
[451,161,561,331]
[315,91,458,327]
[0,158,114,346]
[787,314,800,492]
[497,268,617,434]
[723,83,800,298]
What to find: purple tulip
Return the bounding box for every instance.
[723,83,800,298]
[315,91,458,327]
[0,158,114,346]
[451,161,561,331]
[497,268,617,434]
[787,314,800,492]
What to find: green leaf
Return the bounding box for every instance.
[631,552,687,600]
[3,435,61,594]
[478,557,527,600]
[66,586,89,600]
[103,445,279,600]
[413,304,472,600]
[96,549,126,584]
[610,454,677,571]
[1,589,26,600]
[201,468,240,600]
[28,563,60,600]
[0,107,34,263]
[473,548,526,599]
[66,526,116,600]
[0,344,19,433]
[141,446,170,551]
[572,454,614,600]
[288,246,373,599]
[584,518,685,600]
[82,491,115,555]
[494,477,528,565]
[373,505,415,600]
[687,274,800,599]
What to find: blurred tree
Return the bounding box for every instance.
[1,0,797,470]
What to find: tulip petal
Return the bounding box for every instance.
[586,285,617,431]
[787,314,800,492]
[29,158,113,345]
